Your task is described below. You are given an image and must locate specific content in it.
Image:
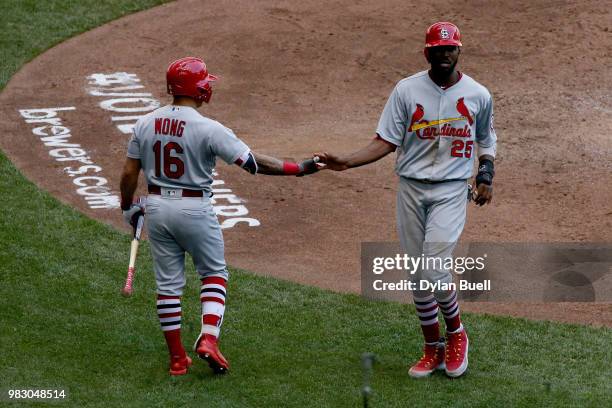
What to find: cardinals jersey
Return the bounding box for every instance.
[376,71,497,181]
[127,105,249,193]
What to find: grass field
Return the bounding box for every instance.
[1,1,611,407]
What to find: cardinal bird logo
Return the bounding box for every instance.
[408,104,425,132]
[456,97,473,125]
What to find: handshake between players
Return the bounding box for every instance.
[119,41,495,378]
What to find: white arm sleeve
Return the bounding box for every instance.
[375,84,407,147]
[476,95,497,158]
[126,125,141,159]
[209,124,250,164]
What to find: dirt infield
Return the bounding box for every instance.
[1,0,610,326]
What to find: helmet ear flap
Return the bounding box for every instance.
[198,86,213,104]
[203,89,212,104]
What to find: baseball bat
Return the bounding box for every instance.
[361,352,376,408]
[121,214,145,297]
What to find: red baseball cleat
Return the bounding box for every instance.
[445,328,469,377]
[169,355,192,376]
[194,333,230,374]
[408,342,445,378]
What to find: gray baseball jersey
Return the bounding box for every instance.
[377,71,497,299]
[127,105,249,194]
[376,71,496,181]
[126,104,250,296]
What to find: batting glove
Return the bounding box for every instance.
[296,157,323,177]
[122,199,145,227]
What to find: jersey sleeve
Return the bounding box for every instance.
[126,125,141,159]
[375,84,407,147]
[475,95,497,158]
[209,123,250,165]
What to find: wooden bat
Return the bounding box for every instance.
[121,213,145,297]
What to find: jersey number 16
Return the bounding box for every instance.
[153,141,185,179]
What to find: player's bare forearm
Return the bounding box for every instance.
[252,152,287,175]
[247,152,320,176]
[343,137,396,167]
[316,136,396,171]
[119,158,141,210]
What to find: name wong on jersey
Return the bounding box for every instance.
[155,118,186,137]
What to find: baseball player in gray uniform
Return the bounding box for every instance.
[316,22,496,378]
[119,57,319,376]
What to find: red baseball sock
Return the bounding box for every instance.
[437,290,462,333]
[200,276,227,339]
[414,294,440,344]
[157,295,186,358]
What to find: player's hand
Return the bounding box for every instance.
[313,152,349,171]
[473,183,493,206]
[296,157,325,177]
[122,198,145,226]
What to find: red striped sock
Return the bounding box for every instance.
[414,294,440,344]
[200,276,227,339]
[157,295,185,358]
[437,291,462,333]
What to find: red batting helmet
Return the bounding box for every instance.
[166,57,218,103]
[425,22,462,48]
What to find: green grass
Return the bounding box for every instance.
[0,0,168,87]
[1,1,612,407]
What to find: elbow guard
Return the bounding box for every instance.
[236,150,258,175]
[475,158,495,186]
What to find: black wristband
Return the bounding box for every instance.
[476,159,495,186]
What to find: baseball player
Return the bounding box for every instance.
[119,57,320,376]
[316,22,496,378]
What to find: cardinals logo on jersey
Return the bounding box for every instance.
[408,104,425,132]
[456,97,473,125]
[408,98,473,139]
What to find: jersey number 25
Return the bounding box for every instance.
[450,140,473,158]
[153,141,185,179]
